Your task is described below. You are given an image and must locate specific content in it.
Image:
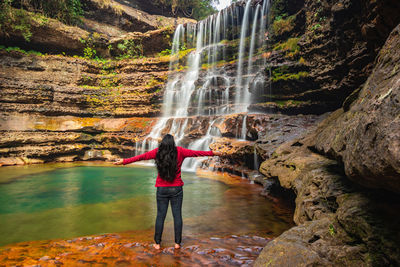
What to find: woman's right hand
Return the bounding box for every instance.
[113,159,124,165]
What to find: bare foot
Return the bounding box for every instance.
[153,244,161,250]
[174,243,181,249]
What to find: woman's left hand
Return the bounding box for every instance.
[113,159,124,165]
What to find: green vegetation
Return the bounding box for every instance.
[80,37,97,60]
[30,0,83,25]
[272,37,302,59]
[84,61,123,112]
[272,71,308,82]
[329,223,336,236]
[32,13,50,26]
[1,0,83,42]
[310,23,322,31]
[0,0,83,32]
[0,2,32,41]
[153,0,215,20]
[0,45,43,56]
[116,39,144,60]
[313,5,327,24]
[263,100,310,108]
[271,66,308,82]
[162,27,173,46]
[79,33,110,61]
[146,77,164,90]
[275,100,307,107]
[272,15,295,36]
[269,0,289,22]
[92,0,123,15]
[274,38,300,52]
[159,48,172,57]
[201,59,227,70]
[178,48,194,58]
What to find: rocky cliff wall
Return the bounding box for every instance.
[0,0,195,58]
[310,24,400,193]
[250,0,400,115]
[0,49,169,166]
[254,23,400,266]
[0,50,168,117]
[0,0,197,166]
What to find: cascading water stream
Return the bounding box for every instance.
[135,0,271,171]
[234,0,252,113]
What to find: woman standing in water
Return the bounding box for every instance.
[113,134,222,250]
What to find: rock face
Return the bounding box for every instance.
[204,113,325,177]
[0,1,194,58]
[252,0,400,115]
[255,138,400,266]
[310,24,400,193]
[254,23,400,266]
[0,115,159,165]
[0,49,167,165]
[0,50,168,117]
[0,114,157,165]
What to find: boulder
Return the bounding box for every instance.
[256,138,400,266]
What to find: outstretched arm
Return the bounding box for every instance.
[181,147,215,158]
[113,148,158,165]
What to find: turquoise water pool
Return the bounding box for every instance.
[0,163,293,246]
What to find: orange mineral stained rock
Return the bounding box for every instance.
[0,231,271,266]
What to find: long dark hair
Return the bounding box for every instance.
[155,134,177,182]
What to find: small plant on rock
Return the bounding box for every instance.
[117,39,144,60]
[328,223,336,236]
[80,36,98,60]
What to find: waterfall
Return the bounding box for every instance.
[254,148,259,171]
[135,0,271,171]
[181,118,222,171]
[234,0,252,113]
[241,114,247,140]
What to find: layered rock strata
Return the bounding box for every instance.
[251,0,400,114]
[0,50,168,117]
[0,49,169,166]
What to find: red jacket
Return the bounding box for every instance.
[122,146,214,187]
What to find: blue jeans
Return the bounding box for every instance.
[154,186,183,244]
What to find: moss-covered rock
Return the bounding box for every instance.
[262,0,400,115]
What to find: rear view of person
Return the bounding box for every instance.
[114,134,221,249]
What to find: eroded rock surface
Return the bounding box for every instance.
[254,23,400,266]
[255,137,400,266]
[310,24,400,193]
[0,49,169,165]
[0,1,194,57]
[0,50,168,117]
[251,0,400,115]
